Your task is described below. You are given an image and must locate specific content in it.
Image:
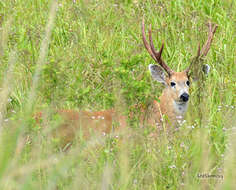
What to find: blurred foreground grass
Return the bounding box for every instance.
[0,0,235,189]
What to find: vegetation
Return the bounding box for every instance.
[0,0,235,189]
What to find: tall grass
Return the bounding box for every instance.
[0,0,235,189]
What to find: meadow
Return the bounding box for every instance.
[0,0,235,189]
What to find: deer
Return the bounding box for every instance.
[35,19,217,149]
[140,19,218,130]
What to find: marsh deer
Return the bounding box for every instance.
[141,19,217,129]
[36,19,217,148]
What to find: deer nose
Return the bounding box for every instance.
[180,93,189,102]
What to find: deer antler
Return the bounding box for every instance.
[186,22,218,74]
[142,18,173,76]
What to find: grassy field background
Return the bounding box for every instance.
[0,0,235,189]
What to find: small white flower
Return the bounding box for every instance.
[91,116,95,119]
[156,122,160,129]
[169,165,176,169]
[187,125,195,129]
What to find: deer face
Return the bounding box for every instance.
[149,64,190,103]
[168,72,190,103]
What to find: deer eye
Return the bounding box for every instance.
[170,82,176,87]
[186,80,190,86]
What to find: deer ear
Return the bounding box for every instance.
[149,64,167,85]
[189,64,211,82]
[202,64,210,75]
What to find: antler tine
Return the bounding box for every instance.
[201,22,218,56]
[186,22,218,74]
[142,18,172,76]
[141,18,158,62]
[148,25,172,76]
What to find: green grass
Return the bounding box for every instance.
[0,0,235,189]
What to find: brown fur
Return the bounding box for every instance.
[35,109,127,148]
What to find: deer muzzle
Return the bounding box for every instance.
[180,93,189,102]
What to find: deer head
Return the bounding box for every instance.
[142,18,218,105]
